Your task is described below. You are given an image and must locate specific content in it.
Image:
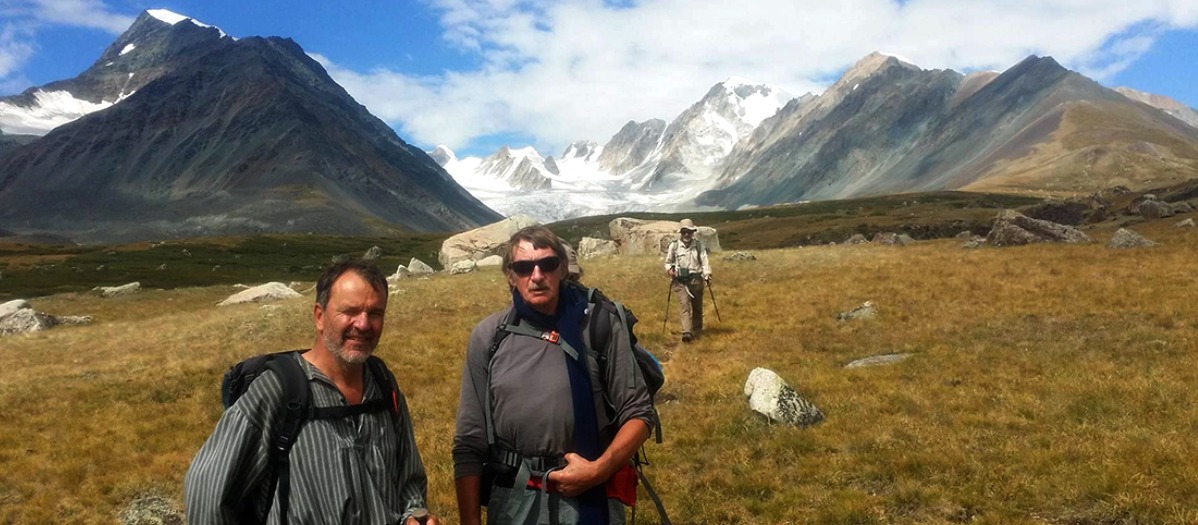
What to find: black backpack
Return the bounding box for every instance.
[484,285,671,524]
[220,350,401,525]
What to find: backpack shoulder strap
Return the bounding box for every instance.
[263,351,310,525]
[365,355,401,419]
[484,307,520,447]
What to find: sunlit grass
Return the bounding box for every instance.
[2,221,1198,523]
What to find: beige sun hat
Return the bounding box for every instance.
[679,218,697,232]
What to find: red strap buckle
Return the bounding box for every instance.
[542,331,560,343]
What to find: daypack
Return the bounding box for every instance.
[483,284,671,524]
[220,350,401,525]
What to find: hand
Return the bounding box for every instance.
[667,268,676,278]
[546,452,606,497]
[704,275,712,284]
[404,509,441,525]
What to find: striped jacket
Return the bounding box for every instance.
[185,352,429,524]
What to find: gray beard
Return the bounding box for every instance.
[323,330,371,365]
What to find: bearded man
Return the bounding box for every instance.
[186,260,441,525]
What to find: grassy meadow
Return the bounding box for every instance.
[2,213,1198,524]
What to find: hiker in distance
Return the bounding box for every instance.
[454,226,656,525]
[185,260,441,525]
[663,218,712,343]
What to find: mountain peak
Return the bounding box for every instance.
[144,9,229,38]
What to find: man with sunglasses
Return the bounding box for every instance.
[453,226,655,525]
[664,218,711,343]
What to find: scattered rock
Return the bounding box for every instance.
[1175,218,1195,228]
[157,264,167,270]
[722,251,756,262]
[363,246,383,260]
[845,353,913,368]
[1,307,92,336]
[92,282,140,298]
[1107,228,1159,249]
[962,236,986,249]
[408,258,435,275]
[955,230,974,239]
[985,209,1093,246]
[118,493,183,525]
[743,368,824,427]
[844,233,869,245]
[450,260,477,275]
[387,265,411,282]
[578,237,619,259]
[217,282,303,306]
[837,301,877,321]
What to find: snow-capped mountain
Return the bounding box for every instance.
[0,9,232,136]
[1114,87,1198,129]
[0,9,499,242]
[434,77,793,221]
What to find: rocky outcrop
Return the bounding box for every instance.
[722,251,756,262]
[744,368,824,427]
[217,282,302,306]
[363,246,383,260]
[985,210,1093,246]
[475,255,504,268]
[0,301,92,336]
[439,215,539,268]
[608,218,721,256]
[844,233,869,245]
[1107,228,1158,249]
[450,260,477,275]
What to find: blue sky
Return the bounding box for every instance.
[1,0,1196,158]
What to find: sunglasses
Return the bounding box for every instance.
[508,256,562,276]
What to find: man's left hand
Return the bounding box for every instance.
[404,510,441,525]
[704,275,712,284]
[547,452,606,497]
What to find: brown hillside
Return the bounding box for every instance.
[964,100,1198,195]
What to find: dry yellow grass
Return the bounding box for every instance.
[3,221,1198,524]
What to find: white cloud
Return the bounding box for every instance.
[0,0,133,95]
[322,0,1198,156]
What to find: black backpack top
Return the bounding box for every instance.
[220,350,401,525]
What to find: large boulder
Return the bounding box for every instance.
[217,282,303,306]
[577,237,619,259]
[744,368,824,427]
[1107,228,1159,249]
[985,210,1093,247]
[93,282,140,298]
[440,215,539,268]
[608,218,721,256]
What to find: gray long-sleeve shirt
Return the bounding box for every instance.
[453,303,656,479]
[185,352,429,524]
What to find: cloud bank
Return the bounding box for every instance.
[0,0,133,95]
[324,0,1198,157]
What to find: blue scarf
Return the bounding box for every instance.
[511,284,607,524]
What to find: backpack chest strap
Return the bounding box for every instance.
[499,322,581,361]
[310,397,392,420]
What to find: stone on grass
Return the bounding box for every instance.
[844,233,869,245]
[118,493,183,525]
[93,282,140,298]
[0,299,30,319]
[363,246,383,260]
[1107,228,1158,249]
[744,368,824,427]
[388,265,411,282]
[218,282,302,306]
[408,258,435,275]
[578,237,619,259]
[1,308,92,336]
[837,301,877,321]
[722,251,756,262]
[1174,218,1195,228]
[440,215,540,267]
[450,260,477,275]
[845,353,913,369]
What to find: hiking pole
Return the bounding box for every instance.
[662,278,673,334]
[706,279,722,322]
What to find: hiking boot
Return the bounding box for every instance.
[681,332,693,343]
